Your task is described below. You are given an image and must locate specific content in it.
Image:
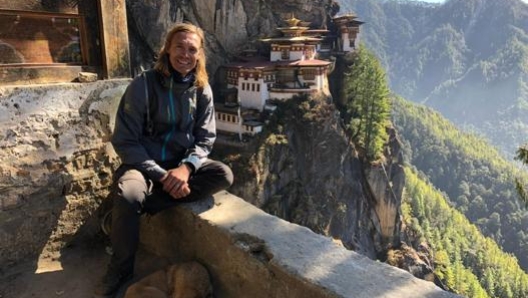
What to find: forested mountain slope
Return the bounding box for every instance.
[402,167,528,298]
[340,0,528,158]
[392,96,528,272]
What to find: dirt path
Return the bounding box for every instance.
[0,231,173,298]
[0,238,110,298]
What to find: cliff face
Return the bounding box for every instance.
[126,0,339,76]
[215,94,405,259]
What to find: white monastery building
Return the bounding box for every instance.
[215,14,363,138]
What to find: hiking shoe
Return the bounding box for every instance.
[93,258,132,298]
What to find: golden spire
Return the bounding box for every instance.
[285,13,301,27]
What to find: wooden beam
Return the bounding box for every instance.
[97,0,130,78]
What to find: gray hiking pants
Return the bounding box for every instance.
[109,158,233,276]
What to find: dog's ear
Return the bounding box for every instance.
[166,264,181,294]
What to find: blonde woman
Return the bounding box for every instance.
[94,23,233,298]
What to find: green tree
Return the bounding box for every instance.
[515,144,528,208]
[343,45,391,160]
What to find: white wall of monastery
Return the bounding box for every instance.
[290,50,303,61]
[270,51,282,62]
[238,78,268,111]
[341,32,351,52]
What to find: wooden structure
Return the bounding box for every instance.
[0,0,131,85]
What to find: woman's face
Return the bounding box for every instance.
[167,31,201,76]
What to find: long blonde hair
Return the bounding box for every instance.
[154,23,208,88]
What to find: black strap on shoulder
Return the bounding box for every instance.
[142,71,154,136]
[141,71,151,130]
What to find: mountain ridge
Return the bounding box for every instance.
[341,0,528,157]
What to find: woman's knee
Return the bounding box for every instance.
[116,169,150,204]
[220,162,234,188]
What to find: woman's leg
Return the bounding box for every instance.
[143,159,233,214]
[95,168,150,297]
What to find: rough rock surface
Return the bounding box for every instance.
[0,80,129,267]
[126,0,339,76]
[219,94,405,259]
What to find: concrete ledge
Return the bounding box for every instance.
[140,191,460,298]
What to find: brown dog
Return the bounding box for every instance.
[124,261,213,298]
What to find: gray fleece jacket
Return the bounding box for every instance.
[111,69,216,181]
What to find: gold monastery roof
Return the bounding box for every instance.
[260,36,322,43]
[285,15,302,27]
[225,59,331,70]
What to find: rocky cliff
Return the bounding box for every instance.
[213,93,405,260]
[127,0,339,76]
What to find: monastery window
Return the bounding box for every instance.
[281,49,289,60]
[251,84,255,92]
[276,70,295,83]
[303,69,316,80]
[241,83,245,91]
[257,84,260,92]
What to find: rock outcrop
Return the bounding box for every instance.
[126,0,339,76]
[219,93,405,259]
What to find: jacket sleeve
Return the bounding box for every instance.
[180,84,216,172]
[111,76,167,181]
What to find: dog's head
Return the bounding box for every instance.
[169,262,213,298]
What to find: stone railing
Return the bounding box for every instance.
[140,192,460,298]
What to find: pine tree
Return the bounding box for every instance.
[515,144,528,208]
[343,45,391,160]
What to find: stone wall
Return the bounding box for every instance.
[0,80,129,267]
[140,191,460,298]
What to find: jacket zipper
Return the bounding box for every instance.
[161,77,177,161]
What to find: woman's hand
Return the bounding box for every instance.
[160,164,192,199]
